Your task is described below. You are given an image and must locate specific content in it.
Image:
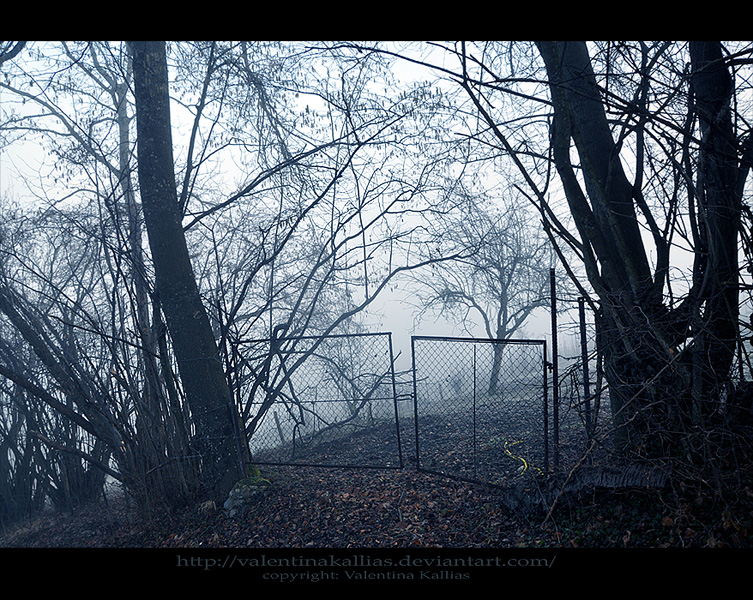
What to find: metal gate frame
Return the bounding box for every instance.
[410,335,549,488]
[240,331,404,470]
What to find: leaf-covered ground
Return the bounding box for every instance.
[2,459,752,551]
[0,467,522,548]
[2,415,753,552]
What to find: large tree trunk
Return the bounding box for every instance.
[536,41,743,456]
[686,41,742,418]
[129,41,242,501]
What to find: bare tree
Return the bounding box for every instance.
[439,40,753,458]
[533,41,750,455]
[408,185,556,394]
[0,42,208,513]
[128,41,244,502]
[167,42,472,452]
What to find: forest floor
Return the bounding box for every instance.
[2,419,753,556]
[2,458,753,551]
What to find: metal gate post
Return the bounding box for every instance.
[579,297,592,442]
[550,268,559,468]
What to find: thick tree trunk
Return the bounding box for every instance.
[129,41,242,502]
[536,41,743,456]
[687,41,742,418]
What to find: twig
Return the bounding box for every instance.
[541,439,596,526]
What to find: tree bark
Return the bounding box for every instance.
[536,41,744,455]
[129,41,242,501]
[687,41,742,415]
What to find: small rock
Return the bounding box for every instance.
[223,476,273,517]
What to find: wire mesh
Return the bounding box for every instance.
[411,336,549,487]
[238,332,402,469]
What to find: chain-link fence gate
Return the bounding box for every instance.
[237,332,403,469]
[411,336,549,487]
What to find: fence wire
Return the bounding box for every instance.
[411,336,549,487]
[237,332,403,469]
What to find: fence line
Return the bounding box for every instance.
[227,290,605,483]
[236,331,404,469]
[411,336,549,488]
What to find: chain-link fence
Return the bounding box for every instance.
[237,332,403,469]
[411,336,549,487]
[552,297,614,469]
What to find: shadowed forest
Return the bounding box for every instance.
[1,42,752,567]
